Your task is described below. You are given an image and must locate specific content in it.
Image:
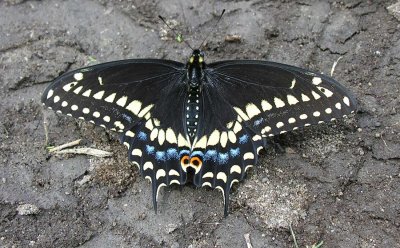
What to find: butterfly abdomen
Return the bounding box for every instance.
[185,87,201,139]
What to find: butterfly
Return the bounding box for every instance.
[41,12,357,216]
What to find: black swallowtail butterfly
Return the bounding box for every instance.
[42,13,356,216]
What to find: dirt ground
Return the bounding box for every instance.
[1,0,399,247]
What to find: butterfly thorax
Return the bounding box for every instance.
[185,50,205,141]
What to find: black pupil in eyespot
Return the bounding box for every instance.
[192,159,199,166]
[184,158,189,164]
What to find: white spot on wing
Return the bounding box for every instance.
[82,108,90,114]
[104,93,116,103]
[230,165,241,174]
[233,122,242,133]
[202,182,212,188]
[74,72,83,81]
[158,129,165,145]
[220,131,228,148]
[301,94,310,102]
[317,86,333,97]
[166,128,177,144]
[61,101,68,107]
[261,126,271,134]
[245,103,261,119]
[299,114,308,120]
[150,128,158,141]
[276,122,284,128]
[131,149,142,156]
[312,77,322,85]
[114,121,125,130]
[290,79,296,89]
[233,107,249,121]
[325,108,332,114]
[287,95,299,105]
[47,89,54,99]
[217,172,227,183]
[288,117,296,124]
[169,170,180,176]
[343,96,350,106]
[194,135,207,149]
[82,89,91,97]
[243,152,254,160]
[145,119,154,130]
[138,104,154,118]
[116,96,128,107]
[143,161,153,170]
[245,165,253,172]
[63,82,78,92]
[156,169,166,179]
[274,97,285,108]
[126,100,142,115]
[98,76,103,85]
[156,183,166,201]
[311,91,321,100]
[93,111,100,118]
[178,133,189,147]
[261,100,273,111]
[73,86,83,94]
[103,116,111,122]
[53,96,60,103]
[93,90,105,100]
[313,111,320,117]
[126,131,135,137]
[207,130,220,146]
[202,172,214,179]
[71,105,78,111]
[228,131,237,143]
[335,102,342,109]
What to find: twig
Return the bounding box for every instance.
[43,114,49,146]
[48,139,82,152]
[53,147,112,158]
[330,56,343,77]
[244,233,253,248]
[289,224,299,248]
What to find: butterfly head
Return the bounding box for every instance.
[189,49,205,66]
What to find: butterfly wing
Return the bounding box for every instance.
[205,60,356,136]
[194,60,357,215]
[42,59,191,210]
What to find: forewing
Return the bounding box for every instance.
[205,60,357,137]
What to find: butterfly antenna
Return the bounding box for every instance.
[158,15,194,50]
[198,9,226,49]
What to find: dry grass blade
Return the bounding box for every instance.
[54,147,112,158]
[48,139,82,152]
[244,233,253,248]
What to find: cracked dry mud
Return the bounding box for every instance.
[1,1,399,247]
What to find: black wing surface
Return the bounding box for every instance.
[42,59,193,210]
[194,60,356,215]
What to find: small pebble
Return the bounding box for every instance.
[171,242,180,248]
[375,133,381,138]
[261,177,268,183]
[357,128,362,132]
[17,204,40,215]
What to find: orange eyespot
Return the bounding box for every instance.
[180,155,190,166]
[190,157,202,167]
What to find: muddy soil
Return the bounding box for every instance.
[1,0,399,247]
